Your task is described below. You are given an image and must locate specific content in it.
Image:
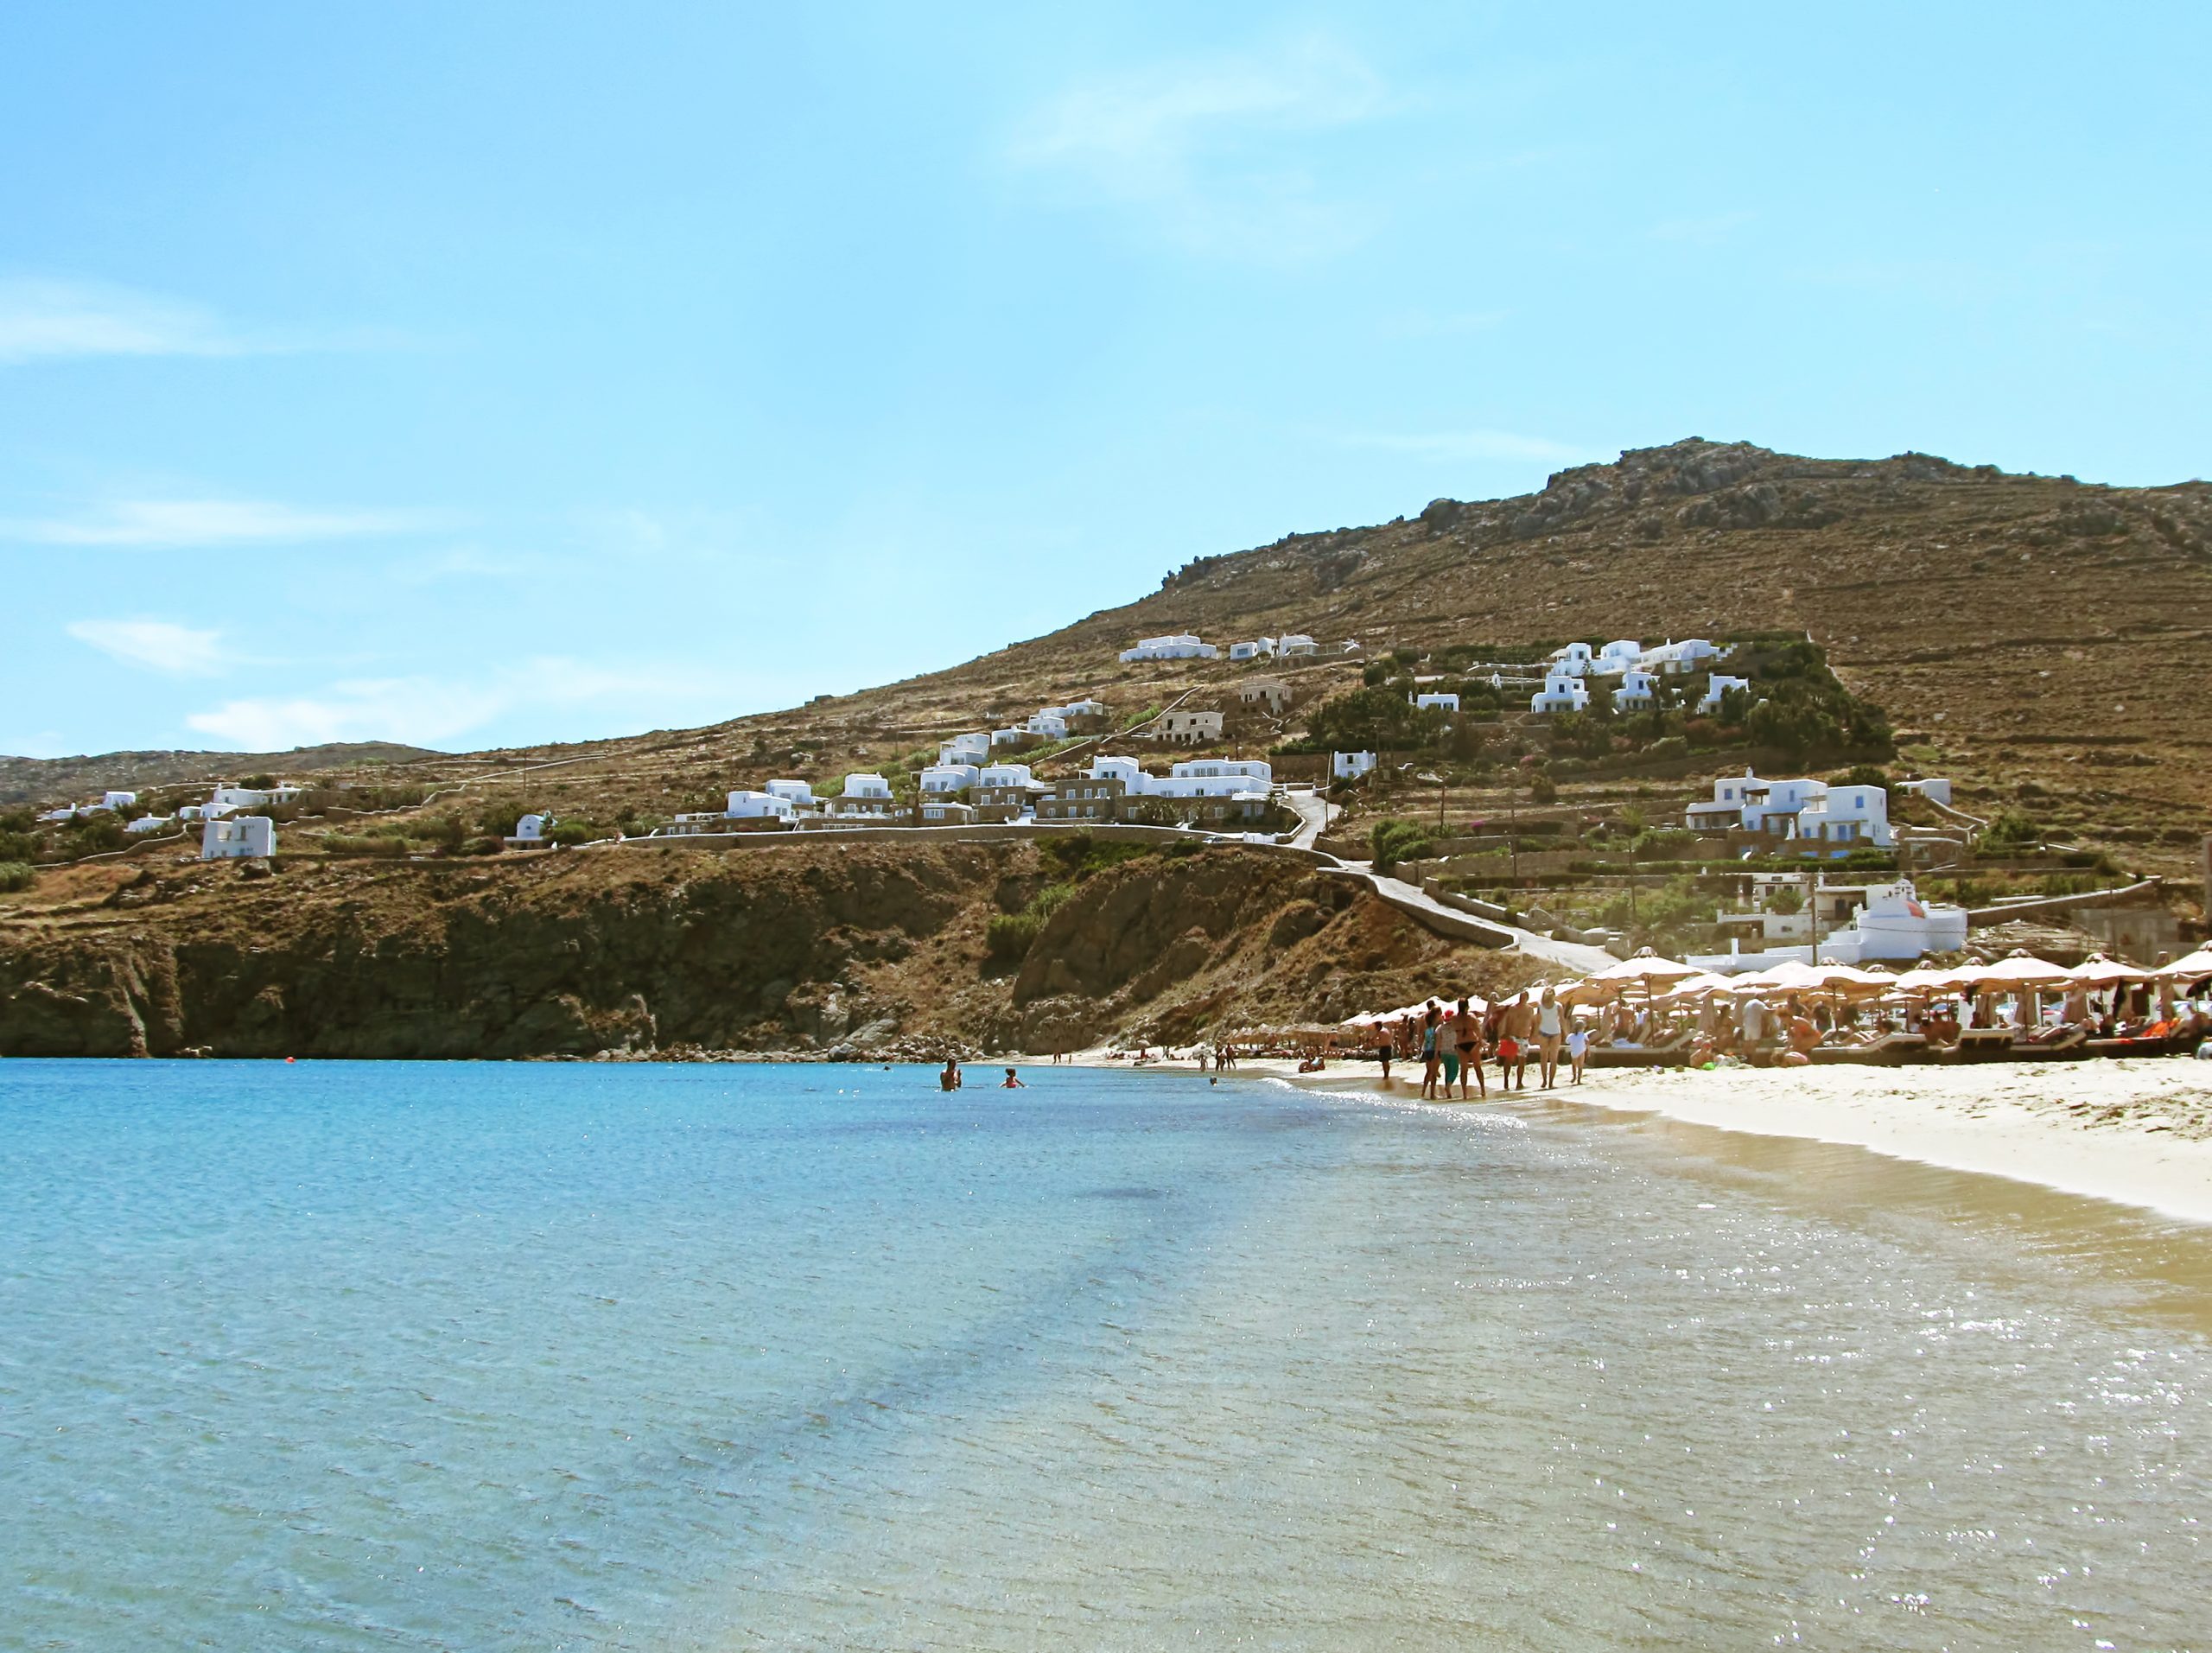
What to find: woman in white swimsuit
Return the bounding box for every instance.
[1535,988,1565,1089]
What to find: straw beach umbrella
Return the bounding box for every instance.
[2154,948,2212,984]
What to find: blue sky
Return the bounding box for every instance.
[4,3,2207,759]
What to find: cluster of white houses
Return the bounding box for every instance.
[654,752,1278,836]
[1683,768,1896,855]
[39,781,303,861]
[1529,638,1750,716]
[1121,632,1343,665]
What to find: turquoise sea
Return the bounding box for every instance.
[3,1059,2208,1650]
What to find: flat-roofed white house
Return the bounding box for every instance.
[1332,750,1376,779]
[1640,638,1723,675]
[1548,642,1596,677]
[823,773,899,821]
[765,779,818,807]
[1412,691,1459,713]
[1237,677,1293,713]
[1696,673,1751,714]
[990,727,1029,747]
[918,798,977,825]
[1171,758,1272,785]
[210,783,302,812]
[1898,777,1954,806]
[919,763,981,795]
[37,805,77,823]
[1530,671,1590,714]
[660,811,730,836]
[1025,710,1068,740]
[1592,639,1645,676]
[96,791,137,811]
[938,732,992,766]
[125,814,172,834]
[727,790,798,820]
[1275,633,1319,657]
[1058,698,1109,721]
[1796,783,1893,849]
[1611,670,1658,711]
[1685,772,1764,833]
[201,816,275,860]
[1119,633,1217,663]
[1228,639,1274,662]
[1090,754,1146,787]
[1150,709,1224,745]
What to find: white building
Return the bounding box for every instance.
[1696,673,1751,714]
[1171,758,1272,785]
[1091,754,1146,788]
[990,727,1029,747]
[1898,777,1954,806]
[1611,670,1658,711]
[1690,878,1967,971]
[1591,639,1645,676]
[124,814,172,834]
[938,732,992,766]
[918,798,977,824]
[1412,692,1460,713]
[765,779,818,806]
[1332,750,1376,779]
[201,816,275,860]
[919,764,981,795]
[1058,698,1109,720]
[1684,769,1893,853]
[1530,671,1590,714]
[38,805,78,823]
[660,812,730,836]
[96,791,137,811]
[1228,639,1274,662]
[1119,634,1218,663]
[1547,642,1596,677]
[210,783,302,811]
[727,790,797,820]
[840,773,893,799]
[977,761,1035,789]
[1025,710,1068,740]
[1275,633,1319,657]
[1640,638,1724,675]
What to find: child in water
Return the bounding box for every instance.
[1001,1068,1026,1088]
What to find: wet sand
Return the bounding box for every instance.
[1058,1047,2212,1228]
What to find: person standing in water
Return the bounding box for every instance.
[1001,1067,1026,1089]
[1535,988,1566,1089]
[1454,996,1485,1099]
[939,1059,963,1091]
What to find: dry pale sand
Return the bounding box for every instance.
[1057,1046,2212,1227]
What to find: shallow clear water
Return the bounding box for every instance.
[3,1060,2207,1650]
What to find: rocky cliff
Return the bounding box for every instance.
[0,839,1536,1059]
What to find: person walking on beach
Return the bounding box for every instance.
[1506,992,1539,1090]
[1374,1019,1395,1083]
[1535,988,1566,1088]
[1419,1002,1444,1099]
[1454,996,1485,1099]
[1567,1020,1588,1084]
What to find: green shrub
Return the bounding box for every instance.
[0,861,35,893]
[1370,818,1435,872]
[986,912,1041,962]
[1980,808,2042,849]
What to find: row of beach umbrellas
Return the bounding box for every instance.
[1340,945,2212,1029]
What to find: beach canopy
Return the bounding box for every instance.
[1562,950,1703,1003]
[1652,970,1732,1003]
[1957,950,2073,990]
[1894,963,1977,995]
[2065,952,2152,988]
[2155,948,2212,983]
[1725,958,1875,996]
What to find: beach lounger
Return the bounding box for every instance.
[1949,1027,2020,1063]
[1808,1033,1928,1066]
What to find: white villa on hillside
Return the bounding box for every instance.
[125,813,172,834]
[1025,709,1068,739]
[1548,642,1596,677]
[938,732,992,766]
[1641,638,1723,674]
[920,763,981,795]
[823,773,898,822]
[765,779,818,807]
[1592,639,1644,675]
[727,790,796,819]
[1229,638,1274,661]
[1120,634,1217,663]
[1412,691,1459,713]
[1333,751,1376,779]
[1697,673,1751,713]
[1685,769,1895,853]
[1898,776,1954,806]
[1058,698,1109,720]
[1612,669,1658,711]
[1172,758,1272,784]
[1276,633,1319,657]
[201,816,275,860]
[1530,670,1591,714]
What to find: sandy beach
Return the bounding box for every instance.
[1058,1046,2212,1227]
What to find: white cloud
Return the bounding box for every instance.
[0,277,251,363]
[67,618,225,675]
[1339,428,1598,463]
[1007,34,1390,256]
[181,657,772,752]
[5,498,444,548]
